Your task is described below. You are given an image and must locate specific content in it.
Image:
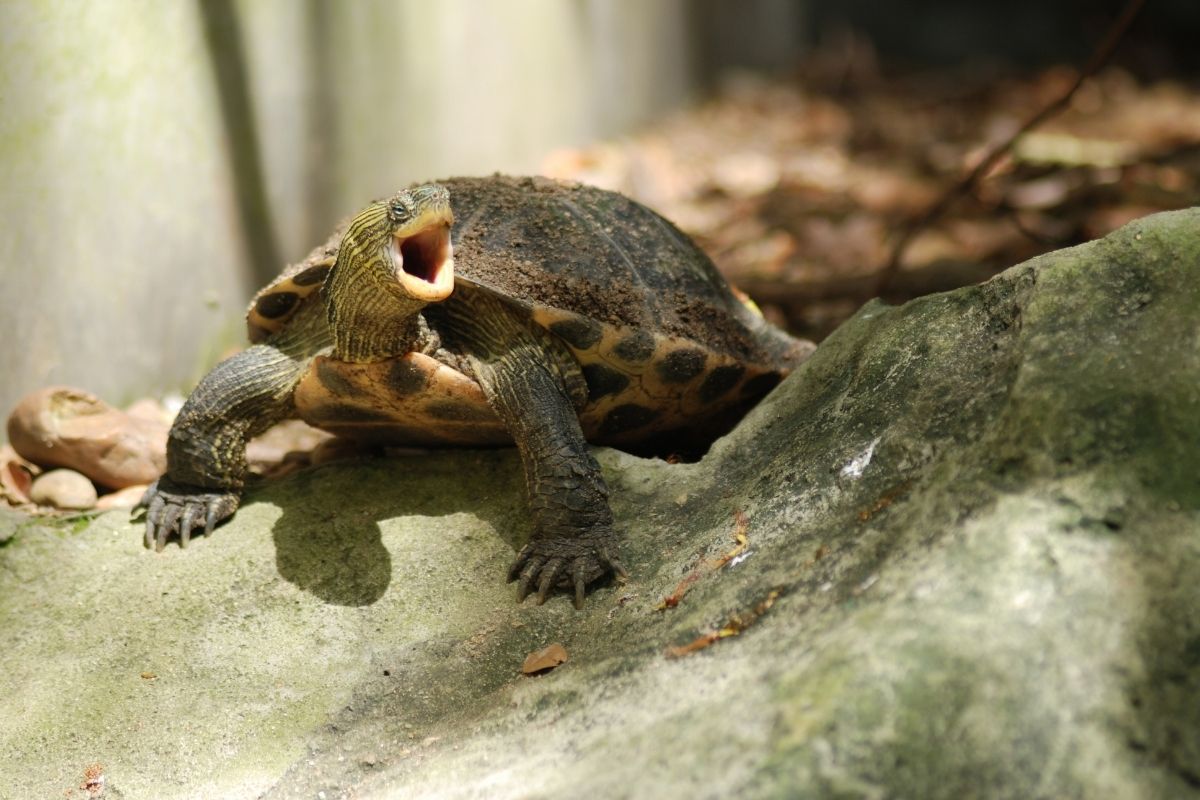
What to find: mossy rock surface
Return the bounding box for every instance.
[2,209,1199,799]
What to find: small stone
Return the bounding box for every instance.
[6,386,167,489]
[30,469,98,510]
[95,484,150,510]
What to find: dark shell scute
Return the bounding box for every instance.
[699,365,747,403]
[613,331,656,363]
[582,363,631,400]
[549,318,603,350]
[316,360,356,397]
[656,349,707,384]
[310,404,394,424]
[292,264,332,286]
[387,360,430,396]
[425,401,494,422]
[600,404,661,436]
[255,291,300,319]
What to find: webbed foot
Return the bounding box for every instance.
[508,527,627,608]
[136,477,240,551]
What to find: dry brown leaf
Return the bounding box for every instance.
[857,480,913,523]
[80,762,105,797]
[665,588,783,659]
[521,643,568,675]
[657,511,750,610]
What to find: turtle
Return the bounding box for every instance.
[140,175,813,606]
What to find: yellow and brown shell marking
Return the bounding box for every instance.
[247,254,337,344]
[530,307,783,446]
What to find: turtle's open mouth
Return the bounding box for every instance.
[392,222,454,302]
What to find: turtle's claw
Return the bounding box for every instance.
[536,558,565,604]
[142,488,166,549]
[508,543,534,582]
[156,503,181,552]
[507,526,624,607]
[204,504,220,538]
[603,549,628,580]
[516,557,545,602]
[136,477,239,551]
[573,566,587,610]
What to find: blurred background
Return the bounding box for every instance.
[1,0,1197,420]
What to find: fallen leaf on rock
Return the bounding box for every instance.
[80,762,105,797]
[7,386,167,489]
[521,643,568,675]
[665,588,783,659]
[857,480,913,522]
[658,511,750,610]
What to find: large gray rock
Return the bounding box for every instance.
[1,209,1198,799]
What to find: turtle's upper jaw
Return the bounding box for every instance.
[392,217,454,302]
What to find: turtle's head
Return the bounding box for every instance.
[384,184,455,301]
[326,183,456,362]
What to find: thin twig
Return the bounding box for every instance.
[876,0,1149,295]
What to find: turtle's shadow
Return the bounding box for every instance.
[253,449,526,607]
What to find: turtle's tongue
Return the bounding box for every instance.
[394,223,454,301]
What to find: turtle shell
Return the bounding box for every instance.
[252,175,813,448]
[444,175,801,366]
[246,235,339,344]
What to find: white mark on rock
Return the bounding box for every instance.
[730,550,753,568]
[853,574,879,595]
[840,437,880,479]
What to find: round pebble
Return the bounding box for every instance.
[30,469,98,510]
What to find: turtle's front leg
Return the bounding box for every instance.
[475,343,627,606]
[140,343,306,550]
[450,302,626,606]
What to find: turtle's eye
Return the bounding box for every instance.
[389,200,412,224]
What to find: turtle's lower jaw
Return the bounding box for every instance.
[393,223,454,302]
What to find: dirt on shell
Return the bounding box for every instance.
[444,175,778,364]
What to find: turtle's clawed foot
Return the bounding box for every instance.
[135,477,240,552]
[508,527,626,608]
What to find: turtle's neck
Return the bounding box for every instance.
[323,204,428,363]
